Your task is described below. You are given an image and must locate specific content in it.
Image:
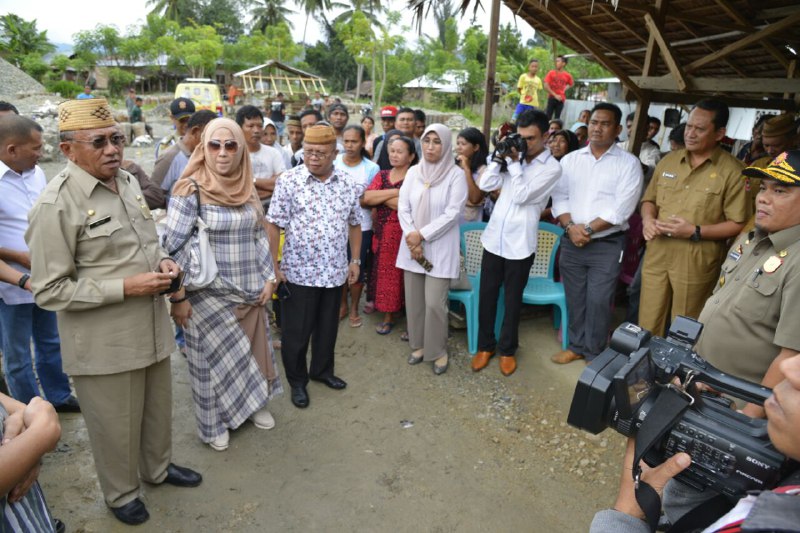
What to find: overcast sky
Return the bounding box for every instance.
[3,0,536,48]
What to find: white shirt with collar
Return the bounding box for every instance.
[479,149,562,260]
[551,143,643,239]
[0,161,46,304]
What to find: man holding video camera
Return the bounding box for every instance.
[471,109,561,376]
[591,351,800,533]
[590,151,800,532]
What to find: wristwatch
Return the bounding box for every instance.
[584,224,595,236]
[350,259,362,265]
[690,225,701,242]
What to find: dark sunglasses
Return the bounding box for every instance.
[72,134,126,150]
[207,140,239,153]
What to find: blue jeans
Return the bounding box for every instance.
[0,302,72,404]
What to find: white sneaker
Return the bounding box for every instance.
[209,430,229,451]
[250,408,275,430]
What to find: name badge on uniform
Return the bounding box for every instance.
[88,216,112,229]
[728,251,741,261]
[662,172,676,179]
[763,256,782,274]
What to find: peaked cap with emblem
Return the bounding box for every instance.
[742,150,800,186]
[58,98,115,132]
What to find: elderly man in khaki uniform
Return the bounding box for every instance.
[695,150,800,412]
[639,99,748,337]
[25,99,202,526]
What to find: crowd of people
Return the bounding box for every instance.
[0,77,799,531]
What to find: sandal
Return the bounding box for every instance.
[375,322,394,335]
[400,331,409,342]
[349,315,363,328]
[339,308,348,321]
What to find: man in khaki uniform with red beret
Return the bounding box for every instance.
[639,99,748,337]
[25,98,201,525]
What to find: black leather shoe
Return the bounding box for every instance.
[291,386,309,408]
[55,395,81,413]
[111,498,149,525]
[162,463,202,487]
[311,375,347,390]
[54,518,65,533]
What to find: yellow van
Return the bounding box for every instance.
[175,78,223,116]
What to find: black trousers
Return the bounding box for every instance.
[545,96,564,119]
[280,283,343,388]
[477,249,535,356]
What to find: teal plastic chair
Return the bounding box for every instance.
[523,222,568,349]
[448,222,503,355]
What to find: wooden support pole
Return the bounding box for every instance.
[786,60,797,101]
[644,13,690,91]
[482,0,501,140]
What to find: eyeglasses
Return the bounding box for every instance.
[207,140,239,153]
[72,134,126,150]
[305,150,332,160]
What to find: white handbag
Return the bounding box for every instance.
[168,178,218,290]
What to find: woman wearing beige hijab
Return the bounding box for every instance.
[396,124,467,375]
[164,118,283,451]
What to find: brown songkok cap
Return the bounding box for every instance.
[761,113,796,138]
[303,124,336,145]
[58,98,115,132]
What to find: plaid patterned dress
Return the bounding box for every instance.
[165,195,283,442]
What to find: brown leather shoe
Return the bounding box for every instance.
[471,350,494,372]
[499,356,516,376]
[551,349,584,364]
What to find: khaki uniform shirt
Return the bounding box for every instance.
[25,161,174,376]
[642,148,750,265]
[695,225,800,384]
[642,147,748,228]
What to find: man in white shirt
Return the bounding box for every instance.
[235,105,286,210]
[0,114,78,410]
[472,109,562,376]
[551,103,643,364]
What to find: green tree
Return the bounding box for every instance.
[146,0,199,22]
[169,24,224,78]
[73,25,122,66]
[221,22,301,73]
[305,29,357,93]
[195,0,245,43]
[0,14,54,67]
[249,0,295,34]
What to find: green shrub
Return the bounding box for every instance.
[45,80,84,98]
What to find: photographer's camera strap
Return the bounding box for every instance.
[633,387,693,532]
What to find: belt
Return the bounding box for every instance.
[590,231,625,243]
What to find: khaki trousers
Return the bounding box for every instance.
[638,238,722,337]
[404,271,450,362]
[73,356,172,508]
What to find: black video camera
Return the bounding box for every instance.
[494,132,527,160]
[568,317,792,497]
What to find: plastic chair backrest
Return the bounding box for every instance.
[460,221,487,276]
[530,221,563,279]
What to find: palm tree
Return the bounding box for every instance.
[0,14,54,66]
[300,0,336,44]
[146,0,192,22]
[250,0,296,33]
